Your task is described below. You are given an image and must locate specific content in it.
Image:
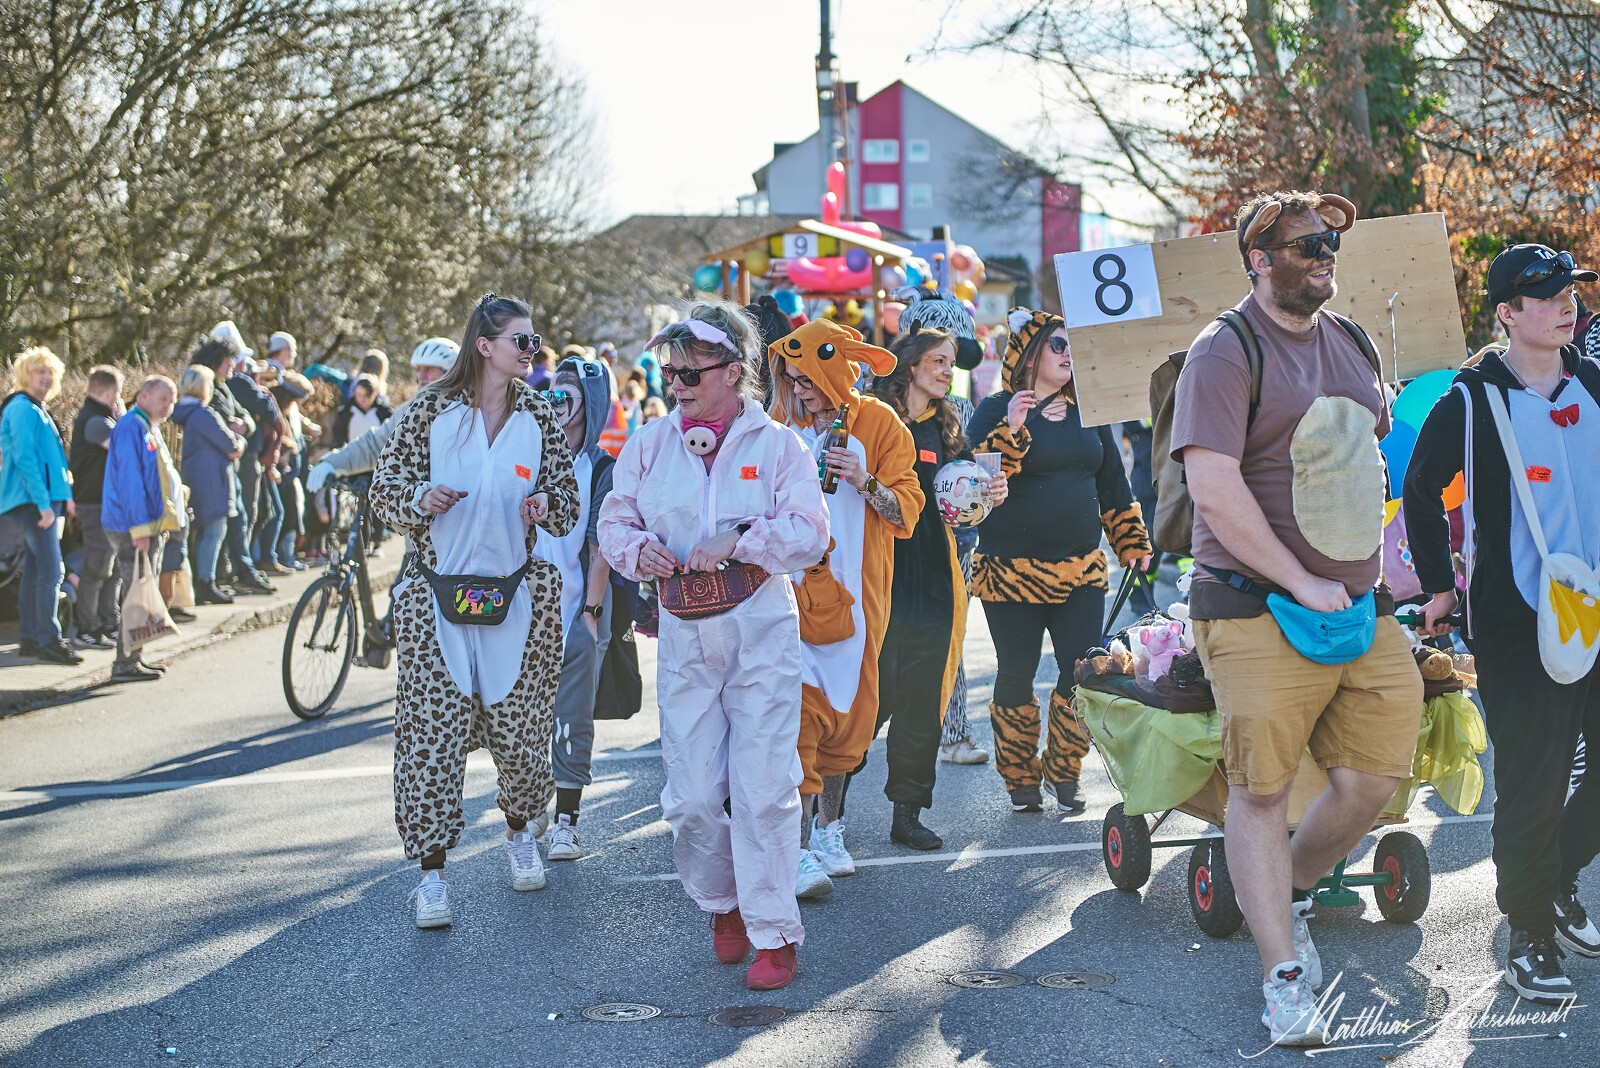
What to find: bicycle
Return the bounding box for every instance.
[282,473,394,720]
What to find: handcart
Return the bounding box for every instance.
[1076,684,1485,939]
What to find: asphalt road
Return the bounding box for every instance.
[1,588,1596,1067]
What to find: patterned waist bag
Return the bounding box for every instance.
[412,556,531,626]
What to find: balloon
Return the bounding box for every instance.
[746,247,770,278]
[903,262,922,288]
[953,279,977,302]
[970,258,986,285]
[820,302,837,321]
[949,250,972,273]
[1442,471,1466,511]
[960,299,976,317]
[772,289,803,318]
[878,264,906,290]
[1391,369,1457,431]
[843,299,864,327]
[845,248,870,272]
[883,301,906,333]
[693,264,722,292]
[1383,498,1403,526]
[1379,421,1418,487]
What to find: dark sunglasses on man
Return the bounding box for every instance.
[1260,229,1341,260]
[662,359,737,387]
[1514,249,1583,291]
[486,332,543,354]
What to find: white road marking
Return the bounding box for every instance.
[618,813,1496,882]
[0,748,663,802]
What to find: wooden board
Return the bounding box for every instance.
[1063,213,1467,426]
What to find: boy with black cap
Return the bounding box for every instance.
[1408,243,1600,1005]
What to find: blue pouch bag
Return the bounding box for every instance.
[1264,590,1377,665]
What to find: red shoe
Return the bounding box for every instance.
[710,909,750,964]
[746,944,797,990]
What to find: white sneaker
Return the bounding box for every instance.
[1292,896,1322,989]
[547,813,581,862]
[796,848,835,899]
[504,831,547,891]
[810,816,856,876]
[410,871,452,929]
[1261,960,1329,1047]
[939,739,991,765]
[530,811,549,839]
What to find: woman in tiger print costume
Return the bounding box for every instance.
[965,307,1151,815]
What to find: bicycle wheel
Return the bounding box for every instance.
[283,573,358,720]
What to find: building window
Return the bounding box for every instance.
[907,139,931,163]
[907,183,933,209]
[863,183,900,211]
[862,139,900,164]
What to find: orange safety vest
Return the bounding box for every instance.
[598,399,630,458]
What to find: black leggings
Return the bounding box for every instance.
[983,586,1105,707]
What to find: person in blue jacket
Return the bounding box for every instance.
[102,375,182,682]
[1,347,79,665]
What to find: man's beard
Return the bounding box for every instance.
[1270,259,1336,319]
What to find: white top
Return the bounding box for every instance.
[423,402,544,705]
[791,422,868,714]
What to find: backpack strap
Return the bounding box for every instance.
[1323,310,1383,377]
[1216,310,1264,429]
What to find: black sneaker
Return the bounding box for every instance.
[1505,929,1576,1004]
[168,606,197,624]
[232,575,275,595]
[111,663,161,682]
[195,582,235,605]
[17,640,39,657]
[1043,779,1086,814]
[890,803,943,850]
[1009,786,1044,813]
[36,640,85,666]
[1554,886,1600,958]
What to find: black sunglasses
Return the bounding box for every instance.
[662,359,737,387]
[486,332,543,354]
[1262,229,1340,260]
[1514,249,1579,291]
[1047,335,1069,355]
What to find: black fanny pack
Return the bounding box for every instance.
[412,556,530,626]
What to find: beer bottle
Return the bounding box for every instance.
[819,404,851,494]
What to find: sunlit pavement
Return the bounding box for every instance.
[1,581,1595,1067]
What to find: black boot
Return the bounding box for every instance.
[890,803,943,851]
[195,581,235,605]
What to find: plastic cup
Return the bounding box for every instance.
[974,452,1002,476]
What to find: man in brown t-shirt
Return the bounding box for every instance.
[1171,191,1422,1047]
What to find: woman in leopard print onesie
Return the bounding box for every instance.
[371,293,580,929]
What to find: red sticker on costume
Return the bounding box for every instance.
[919,449,937,463]
[741,466,759,480]
[146,439,157,451]
[1527,465,1552,483]
[514,464,532,480]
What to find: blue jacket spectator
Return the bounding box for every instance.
[172,393,243,525]
[0,376,72,515]
[103,403,170,536]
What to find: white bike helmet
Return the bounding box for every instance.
[410,337,459,371]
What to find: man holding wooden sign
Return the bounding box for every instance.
[1169,191,1424,1047]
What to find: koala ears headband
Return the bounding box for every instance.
[1239,192,1358,251]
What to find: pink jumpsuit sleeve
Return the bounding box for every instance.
[734,428,830,575]
[597,433,663,582]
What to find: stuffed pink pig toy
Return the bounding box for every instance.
[1138,622,1185,681]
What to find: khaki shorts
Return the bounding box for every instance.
[1193,614,1422,795]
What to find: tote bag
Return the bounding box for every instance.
[121,551,180,654]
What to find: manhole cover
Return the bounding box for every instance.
[1037,971,1115,990]
[708,1005,788,1027]
[948,970,1028,989]
[581,1002,662,1022]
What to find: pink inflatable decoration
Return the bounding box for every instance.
[786,163,883,295]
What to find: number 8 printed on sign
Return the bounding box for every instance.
[1053,243,1164,329]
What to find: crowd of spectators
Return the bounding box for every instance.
[1,323,670,675]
